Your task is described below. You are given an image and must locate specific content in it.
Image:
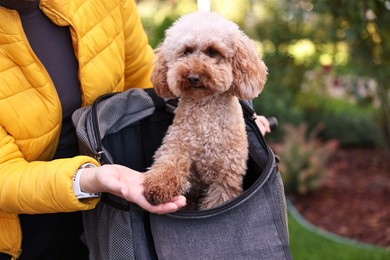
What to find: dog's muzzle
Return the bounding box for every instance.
[188,73,201,86]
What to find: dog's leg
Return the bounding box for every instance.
[199,172,244,209]
[143,157,191,205]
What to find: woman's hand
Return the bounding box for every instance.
[80,164,186,214]
[255,115,271,136]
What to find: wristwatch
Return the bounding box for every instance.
[72,163,100,199]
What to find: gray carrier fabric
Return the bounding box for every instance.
[150,163,289,260]
[72,88,156,163]
[72,88,292,260]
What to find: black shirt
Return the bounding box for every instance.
[19,1,82,159]
[0,1,87,259]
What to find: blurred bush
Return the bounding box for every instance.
[275,124,338,195]
[252,90,303,142]
[254,89,384,147]
[296,92,385,147]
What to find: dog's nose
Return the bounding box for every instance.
[188,73,200,85]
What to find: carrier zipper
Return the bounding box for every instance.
[275,171,289,241]
[90,93,118,164]
[91,99,104,163]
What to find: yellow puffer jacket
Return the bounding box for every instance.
[0,0,153,258]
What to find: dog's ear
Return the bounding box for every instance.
[230,35,268,100]
[151,47,176,99]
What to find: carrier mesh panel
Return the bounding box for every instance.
[83,202,136,259]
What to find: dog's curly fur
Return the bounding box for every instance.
[143,11,268,210]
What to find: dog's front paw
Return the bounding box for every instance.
[143,169,183,205]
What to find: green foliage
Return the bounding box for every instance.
[263,54,308,96]
[288,210,390,259]
[249,0,390,148]
[276,124,338,195]
[313,0,390,147]
[253,89,303,142]
[138,0,389,148]
[137,0,198,48]
[150,16,177,48]
[296,92,385,147]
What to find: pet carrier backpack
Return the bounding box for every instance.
[72,88,292,260]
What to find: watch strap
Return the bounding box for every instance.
[72,163,100,199]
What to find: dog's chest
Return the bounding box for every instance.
[178,107,241,143]
[170,96,248,155]
[189,113,248,182]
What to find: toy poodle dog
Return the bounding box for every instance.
[143,11,268,210]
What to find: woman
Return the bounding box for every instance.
[0,0,186,259]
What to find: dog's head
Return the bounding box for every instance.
[151,11,267,100]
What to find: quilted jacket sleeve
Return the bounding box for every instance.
[0,126,99,214]
[121,0,154,90]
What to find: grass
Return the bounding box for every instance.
[288,203,390,260]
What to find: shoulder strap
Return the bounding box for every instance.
[239,100,269,149]
[144,88,166,111]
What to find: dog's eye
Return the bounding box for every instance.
[183,48,193,56]
[206,48,219,57]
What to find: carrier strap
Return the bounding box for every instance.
[239,100,269,150]
[144,88,166,111]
